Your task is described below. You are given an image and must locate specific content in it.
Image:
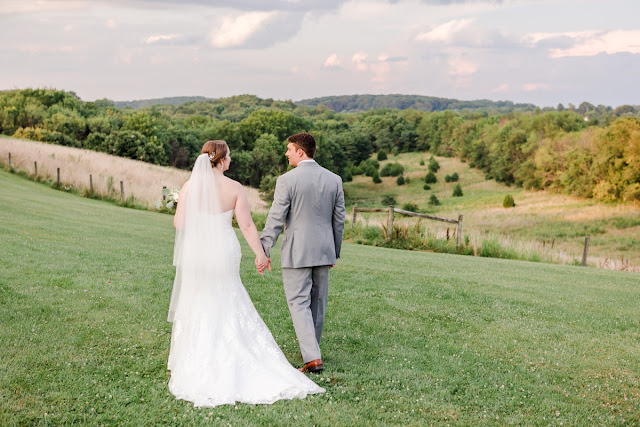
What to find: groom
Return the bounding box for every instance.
[258,132,345,374]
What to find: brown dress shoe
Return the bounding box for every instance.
[299,359,323,373]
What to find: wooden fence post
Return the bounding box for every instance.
[89,174,93,194]
[387,206,394,241]
[8,153,11,167]
[57,168,60,186]
[351,205,357,228]
[120,180,124,201]
[457,214,463,249]
[34,161,38,175]
[582,236,590,266]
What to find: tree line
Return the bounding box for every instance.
[1,88,638,202]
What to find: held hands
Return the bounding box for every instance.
[255,254,272,275]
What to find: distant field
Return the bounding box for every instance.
[345,152,640,270]
[0,136,266,212]
[1,169,639,425]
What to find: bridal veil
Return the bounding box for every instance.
[168,153,232,323]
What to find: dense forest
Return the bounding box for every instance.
[296,94,538,113]
[1,88,638,202]
[114,96,209,110]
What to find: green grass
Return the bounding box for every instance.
[1,169,640,425]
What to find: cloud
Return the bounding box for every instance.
[323,53,341,68]
[523,83,550,91]
[415,18,475,43]
[352,51,368,71]
[550,30,640,58]
[127,0,347,12]
[492,83,509,93]
[525,30,640,58]
[18,45,74,54]
[209,11,302,49]
[145,34,180,44]
[106,19,118,29]
[211,11,277,48]
[0,0,86,14]
[448,57,477,76]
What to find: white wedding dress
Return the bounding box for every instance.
[167,154,324,408]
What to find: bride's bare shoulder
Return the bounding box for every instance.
[221,176,245,193]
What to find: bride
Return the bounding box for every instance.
[167,140,325,408]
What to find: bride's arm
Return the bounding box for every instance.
[173,181,189,228]
[234,184,268,261]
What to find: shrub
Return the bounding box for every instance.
[397,175,405,185]
[372,170,382,183]
[380,162,404,177]
[405,176,411,184]
[503,194,516,208]
[259,174,278,204]
[429,194,441,206]
[381,194,396,205]
[423,184,431,190]
[425,172,437,184]
[452,184,463,197]
[419,159,425,166]
[377,150,388,161]
[365,165,376,177]
[428,157,440,173]
[402,202,418,212]
[445,173,459,183]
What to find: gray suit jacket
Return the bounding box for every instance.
[261,161,345,269]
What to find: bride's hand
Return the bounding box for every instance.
[255,254,271,275]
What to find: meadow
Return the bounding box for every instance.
[1,169,639,425]
[345,152,640,271]
[0,136,265,212]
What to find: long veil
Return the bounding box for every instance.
[168,153,232,322]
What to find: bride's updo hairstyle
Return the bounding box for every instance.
[201,140,228,168]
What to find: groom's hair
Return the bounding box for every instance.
[288,133,316,158]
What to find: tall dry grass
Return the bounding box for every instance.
[0,136,266,212]
[352,211,640,272]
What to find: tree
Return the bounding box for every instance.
[425,172,437,184]
[372,170,382,183]
[428,194,440,206]
[377,150,388,161]
[397,175,405,185]
[428,156,440,173]
[452,183,463,197]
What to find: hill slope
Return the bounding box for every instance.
[344,152,640,269]
[1,170,639,425]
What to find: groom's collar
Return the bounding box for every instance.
[297,159,317,167]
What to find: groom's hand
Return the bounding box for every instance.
[255,256,272,275]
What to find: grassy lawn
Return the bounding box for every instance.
[1,169,639,425]
[345,153,640,269]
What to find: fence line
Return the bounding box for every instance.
[352,205,464,248]
[1,153,163,205]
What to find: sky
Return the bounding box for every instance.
[1,0,639,107]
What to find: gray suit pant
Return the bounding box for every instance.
[282,266,329,363]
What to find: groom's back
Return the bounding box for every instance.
[279,162,344,268]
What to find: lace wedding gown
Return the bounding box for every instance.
[167,209,325,408]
